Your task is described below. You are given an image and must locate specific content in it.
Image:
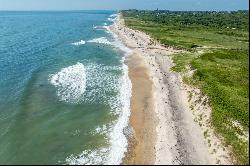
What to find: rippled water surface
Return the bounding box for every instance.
[0,11,131,164]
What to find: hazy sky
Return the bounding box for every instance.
[0,0,249,11]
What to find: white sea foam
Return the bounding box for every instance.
[88,37,112,45]
[105,26,133,56]
[95,125,108,135]
[101,13,133,164]
[107,17,112,21]
[93,26,105,30]
[107,14,117,22]
[79,63,121,104]
[101,14,133,55]
[65,13,133,165]
[110,14,118,18]
[66,148,109,165]
[87,34,132,56]
[72,40,86,46]
[65,61,132,165]
[105,58,132,165]
[106,14,117,25]
[49,62,86,103]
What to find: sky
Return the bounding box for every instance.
[0,0,249,11]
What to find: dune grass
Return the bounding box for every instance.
[122,10,249,164]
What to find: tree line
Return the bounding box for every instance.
[122,10,249,30]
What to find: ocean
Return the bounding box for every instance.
[0,11,132,164]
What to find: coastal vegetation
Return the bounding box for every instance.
[122,9,249,164]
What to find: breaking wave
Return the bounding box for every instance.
[64,13,133,165]
[88,37,111,45]
[49,62,86,103]
[71,40,86,46]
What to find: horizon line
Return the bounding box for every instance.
[0,9,248,12]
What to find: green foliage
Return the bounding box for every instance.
[125,20,248,50]
[123,10,249,30]
[191,49,249,127]
[122,10,249,164]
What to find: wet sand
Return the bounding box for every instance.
[122,53,156,165]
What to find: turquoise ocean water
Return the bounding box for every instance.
[0,11,132,164]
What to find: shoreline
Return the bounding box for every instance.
[123,53,156,164]
[110,13,232,165]
[110,14,157,164]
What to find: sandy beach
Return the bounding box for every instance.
[110,13,232,165]
[122,53,156,165]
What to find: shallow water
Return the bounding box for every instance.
[0,11,131,164]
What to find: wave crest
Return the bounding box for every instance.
[49,62,86,103]
[72,40,86,46]
[88,37,111,45]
